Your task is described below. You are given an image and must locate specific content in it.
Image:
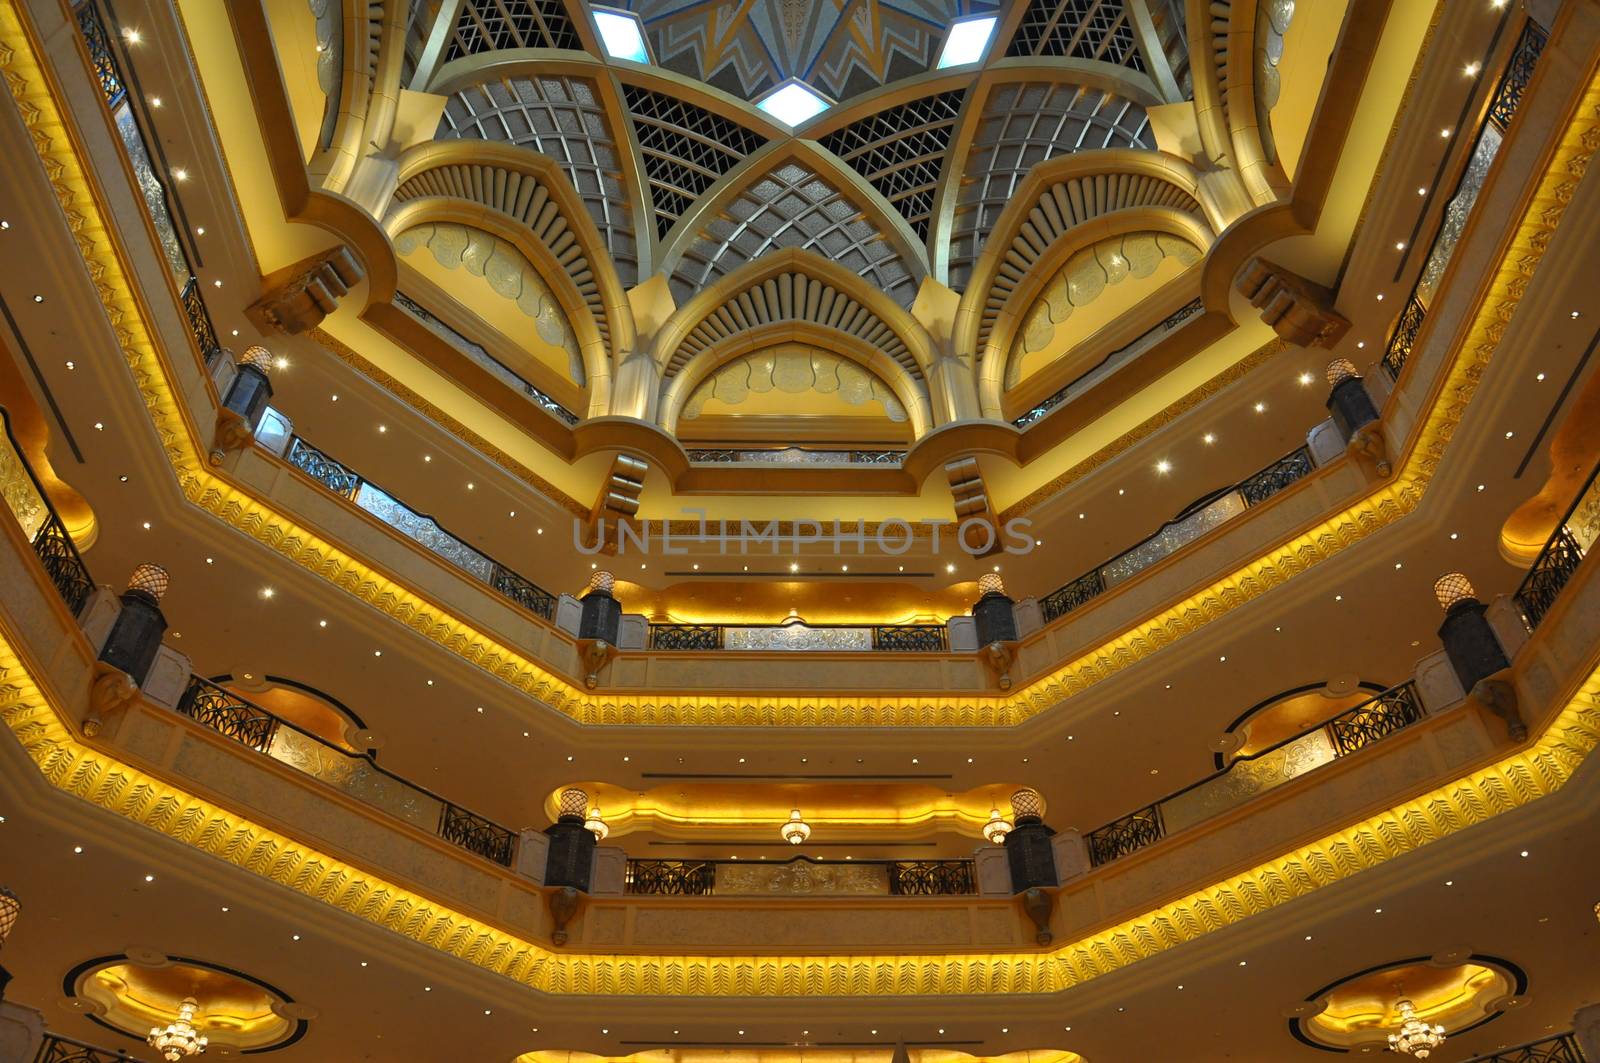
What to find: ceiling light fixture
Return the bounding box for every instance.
[756,81,830,127]
[982,807,1012,844]
[147,997,208,1061]
[781,808,811,845]
[584,806,609,841]
[1387,999,1445,1058]
[592,9,650,62]
[936,15,999,67]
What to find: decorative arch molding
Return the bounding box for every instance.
[977,209,1209,418]
[651,249,937,387]
[954,150,1210,358]
[656,142,931,311]
[306,0,389,191]
[387,140,638,361]
[658,324,935,439]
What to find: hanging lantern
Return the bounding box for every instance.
[780,809,811,845]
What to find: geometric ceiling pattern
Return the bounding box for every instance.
[623,0,997,102]
[818,89,967,239]
[624,85,766,240]
[1007,0,1145,68]
[669,160,924,307]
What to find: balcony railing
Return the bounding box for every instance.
[1086,681,1424,867]
[2,409,95,616]
[623,857,977,896]
[1382,18,1546,378]
[684,447,906,466]
[1014,298,1205,429]
[74,0,222,365]
[1461,1032,1586,1062]
[647,621,949,652]
[173,676,518,867]
[284,437,557,620]
[33,1032,135,1063]
[393,291,579,426]
[1040,445,1315,623]
[1515,459,1600,630]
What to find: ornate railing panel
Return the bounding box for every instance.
[624,859,718,895]
[34,1032,135,1063]
[286,437,362,498]
[1325,681,1425,755]
[1014,298,1205,429]
[649,624,724,650]
[684,447,907,466]
[31,514,96,617]
[886,859,977,895]
[1239,446,1314,506]
[176,677,279,752]
[1088,681,1425,867]
[180,276,222,364]
[168,677,515,866]
[394,291,579,425]
[1037,443,1313,623]
[1516,459,1600,629]
[1087,806,1164,867]
[1382,18,1544,378]
[1461,1032,1585,1063]
[871,625,948,652]
[284,436,558,622]
[73,2,124,107]
[439,803,517,866]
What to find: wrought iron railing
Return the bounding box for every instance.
[624,859,717,895]
[684,448,907,466]
[33,1032,135,1063]
[1039,445,1316,623]
[170,676,518,867]
[394,291,579,425]
[284,436,556,620]
[74,0,221,363]
[1086,680,1424,867]
[1515,459,1600,630]
[2,408,95,616]
[886,859,977,896]
[622,858,977,896]
[647,622,948,652]
[1460,1032,1586,1062]
[1014,298,1204,429]
[1381,18,1546,378]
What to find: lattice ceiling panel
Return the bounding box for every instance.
[818,90,965,241]
[624,86,766,241]
[1006,0,1146,71]
[442,0,581,63]
[439,76,639,286]
[402,0,442,86]
[948,82,1152,290]
[671,161,921,309]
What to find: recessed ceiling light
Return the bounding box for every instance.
[1357,341,1366,349]
[1450,532,1459,540]
[150,96,162,108]
[319,619,327,627]
[756,81,830,127]
[1520,850,1529,857]
[378,425,387,433]
[946,563,956,573]
[1536,372,1546,381]
[423,455,431,462]
[31,294,41,303]
[1203,432,1216,444]
[373,650,382,657]
[196,227,205,236]
[1440,127,1452,137]
[1297,372,1313,386]
[1571,310,1581,319]
[1395,241,1406,251]
[1464,61,1481,76]
[466,482,475,490]
[1505,431,1515,439]
[74,845,83,854]
[1477,484,1486,492]
[94,422,104,430]
[259,586,274,599]
[1156,459,1172,474]
[936,15,998,67]
[122,27,140,43]
[592,9,649,62]
[1254,401,1266,413]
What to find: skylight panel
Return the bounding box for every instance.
[593,9,650,64]
[937,15,999,68]
[757,81,830,128]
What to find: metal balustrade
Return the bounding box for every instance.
[1516,459,1600,630]
[172,677,518,867]
[2,409,95,616]
[284,436,556,620]
[1086,681,1424,867]
[1382,19,1546,378]
[647,622,947,652]
[34,1033,135,1063]
[623,858,977,896]
[1040,445,1315,623]
[684,448,906,466]
[1461,1032,1586,1062]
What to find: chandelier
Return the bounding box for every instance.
[1387,999,1445,1058]
[584,805,609,841]
[780,809,811,845]
[148,997,208,1061]
[982,807,1012,844]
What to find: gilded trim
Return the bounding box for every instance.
[2,1,1597,727]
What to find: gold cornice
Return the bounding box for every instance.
[4,0,1597,728]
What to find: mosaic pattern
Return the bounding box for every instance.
[820,90,964,240]
[671,160,921,308]
[950,82,1152,290]
[437,75,638,286]
[625,0,989,103]
[723,624,875,651]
